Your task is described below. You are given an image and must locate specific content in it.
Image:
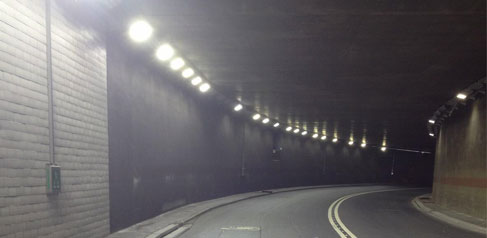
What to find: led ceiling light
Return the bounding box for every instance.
[234,104,243,112]
[428,119,435,124]
[286,126,292,132]
[361,143,366,148]
[199,83,210,93]
[252,114,261,120]
[301,131,308,136]
[156,44,174,61]
[332,138,338,143]
[182,68,194,78]
[312,134,318,139]
[273,122,280,128]
[293,128,300,134]
[381,146,387,152]
[456,93,467,100]
[128,20,153,42]
[348,141,354,145]
[321,135,327,140]
[170,57,185,70]
[191,77,202,86]
[262,118,270,124]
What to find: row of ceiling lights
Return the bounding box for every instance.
[128,19,389,152]
[427,92,468,137]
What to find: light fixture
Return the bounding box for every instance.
[273,122,280,128]
[252,114,261,120]
[428,119,435,124]
[332,138,338,143]
[262,118,270,124]
[381,146,387,152]
[361,143,366,148]
[170,58,185,70]
[199,83,210,93]
[312,134,318,139]
[155,44,174,61]
[429,133,435,137]
[293,128,300,134]
[286,127,292,132]
[348,141,354,146]
[321,135,327,140]
[128,20,153,42]
[301,131,308,136]
[456,93,467,100]
[234,104,243,112]
[182,68,194,78]
[191,77,202,86]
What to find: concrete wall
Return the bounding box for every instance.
[0,1,109,237]
[432,96,486,220]
[107,39,433,232]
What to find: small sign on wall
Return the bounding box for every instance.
[46,164,61,194]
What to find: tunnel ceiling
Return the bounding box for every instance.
[106,0,486,150]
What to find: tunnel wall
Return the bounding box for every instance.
[107,40,433,232]
[0,1,109,237]
[432,96,486,220]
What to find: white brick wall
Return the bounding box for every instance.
[0,1,109,237]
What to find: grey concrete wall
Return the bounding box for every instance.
[107,39,433,232]
[432,96,486,220]
[0,1,109,237]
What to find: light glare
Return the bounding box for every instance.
[301,131,308,136]
[234,104,243,111]
[129,20,153,42]
[170,58,185,70]
[191,77,202,86]
[156,44,174,61]
[312,134,318,138]
[199,83,210,93]
[361,143,366,148]
[286,127,292,132]
[381,146,387,152]
[182,68,195,78]
[429,133,435,137]
[273,122,280,128]
[252,114,261,120]
[262,118,270,124]
[348,141,354,145]
[293,128,300,134]
[428,119,435,124]
[321,135,327,140]
[332,138,338,143]
[456,93,467,100]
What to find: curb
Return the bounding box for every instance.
[411,194,487,235]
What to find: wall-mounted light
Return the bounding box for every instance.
[332,138,338,143]
[381,146,387,152]
[191,77,202,86]
[182,68,194,78]
[321,135,327,140]
[273,122,280,128]
[301,131,308,136]
[156,44,174,61]
[199,83,210,93]
[170,58,185,70]
[252,114,261,120]
[428,119,435,124]
[286,126,292,132]
[429,133,435,137]
[262,118,269,124]
[312,134,318,139]
[129,20,153,42]
[293,128,300,134]
[456,93,467,100]
[348,140,354,146]
[234,104,243,112]
[361,143,366,148]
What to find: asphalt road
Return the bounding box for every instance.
[178,185,483,238]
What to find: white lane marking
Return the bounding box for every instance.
[146,224,178,238]
[163,225,192,238]
[328,188,421,238]
[221,226,261,231]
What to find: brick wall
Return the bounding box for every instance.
[0,1,109,237]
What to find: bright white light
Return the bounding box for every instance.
[332,138,338,143]
[129,20,153,42]
[312,134,318,139]
[428,119,435,124]
[182,68,194,78]
[381,146,387,152]
[262,118,270,124]
[301,131,307,136]
[234,104,243,111]
[191,77,202,86]
[286,127,292,132]
[321,135,327,140]
[293,128,300,134]
[361,143,366,148]
[429,133,435,137]
[156,44,174,61]
[348,141,354,145]
[273,122,280,128]
[456,93,467,100]
[252,114,261,120]
[199,83,210,93]
[170,58,185,70]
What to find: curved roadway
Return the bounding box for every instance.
[178,185,482,238]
